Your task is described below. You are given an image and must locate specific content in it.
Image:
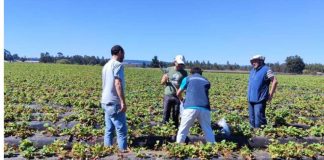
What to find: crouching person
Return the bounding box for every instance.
[176,67,215,143]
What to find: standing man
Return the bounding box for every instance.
[248,55,278,128]
[161,55,188,128]
[176,67,215,143]
[101,45,128,152]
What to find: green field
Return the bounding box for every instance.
[4,63,324,159]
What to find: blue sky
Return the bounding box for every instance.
[4,0,324,65]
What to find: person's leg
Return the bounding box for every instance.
[248,102,255,128]
[176,109,197,143]
[172,96,181,128]
[111,109,128,151]
[254,102,267,128]
[102,103,115,146]
[197,110,215,143]
[162,95,172,124]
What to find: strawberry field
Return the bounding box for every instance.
[4,63,324,159]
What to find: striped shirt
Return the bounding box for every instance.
[267,69,274,79]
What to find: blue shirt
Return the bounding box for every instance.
[248,65,272,103]
[180,74,210,111]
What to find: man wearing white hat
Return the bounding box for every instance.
[161,55,188,128]
[248,55,278,128]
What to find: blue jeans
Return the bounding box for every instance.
[248,101,267,128]
[102,103,127,150]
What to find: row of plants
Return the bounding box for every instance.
[4,63,324,158]
[5,139,116,159]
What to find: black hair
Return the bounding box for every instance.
[190,67,203,75]
[111,45,124,56]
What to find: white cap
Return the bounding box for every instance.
[174,55,185,64]
[250,55,265,61]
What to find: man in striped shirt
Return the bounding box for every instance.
[248,55,278,128]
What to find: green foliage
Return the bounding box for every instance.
[163,141,237,159]
[19,139,36,159]
[39,145,55,157]
[285,55,305,74]
[239,145,253,160]
[71,142,89,159]
[133,147,147,158]
[4,63,324,158]
[269,141,324,159]
[272,108,289,126]
[56,59,70,64]
[89,144,115,159]
[5,122,34,138]
[309,125,324,137]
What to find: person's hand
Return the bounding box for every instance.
[268,94,273,102]
[162,74,168,81]
[161,74,169,85]
[119,103,127,112]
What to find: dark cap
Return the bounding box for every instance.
[111,45,124,55]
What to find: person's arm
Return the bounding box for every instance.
[115,77,127,112]
[176,88,184,101]
[267,69,278,102]
[268,76,278,102]
[177,77,187,101]
[113,63,126,112]
[161,74,168,85]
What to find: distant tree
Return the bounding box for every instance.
[56,52,64,61]
[305,63,324,73]
[40,52,55,63]
[150,56,160,68]
[20,56,27,62]
[141,62,146,68]
[57,52,63,58]
[285,55,305,74]
[99,56,108,66]
[71,55,84,64]
[4,49,13,62]
[12,54,20,61]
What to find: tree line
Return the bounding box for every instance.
[150,55,324,74]
[4,49,324,74]
[39,52,109,66]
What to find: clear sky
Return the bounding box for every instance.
[4,0,324,65]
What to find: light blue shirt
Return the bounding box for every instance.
[101,59,125,104]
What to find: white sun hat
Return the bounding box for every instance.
[250,55,265,62]
[175,55,185,64]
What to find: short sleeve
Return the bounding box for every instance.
[113,63,123,78]
[163,68,169,74]
[179,77,188,90]
[267,69,274,79]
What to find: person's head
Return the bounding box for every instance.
[190,67,203,75]
[250,55,265,69]
[111,45,125,62]
[174,55,185,70]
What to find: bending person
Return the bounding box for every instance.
[176,67,215,143]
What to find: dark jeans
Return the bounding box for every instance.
[248,101,267,128]
[162,95,180,128]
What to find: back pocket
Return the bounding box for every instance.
[106,104,120,116]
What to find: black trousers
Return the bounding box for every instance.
[162,95,180,128]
